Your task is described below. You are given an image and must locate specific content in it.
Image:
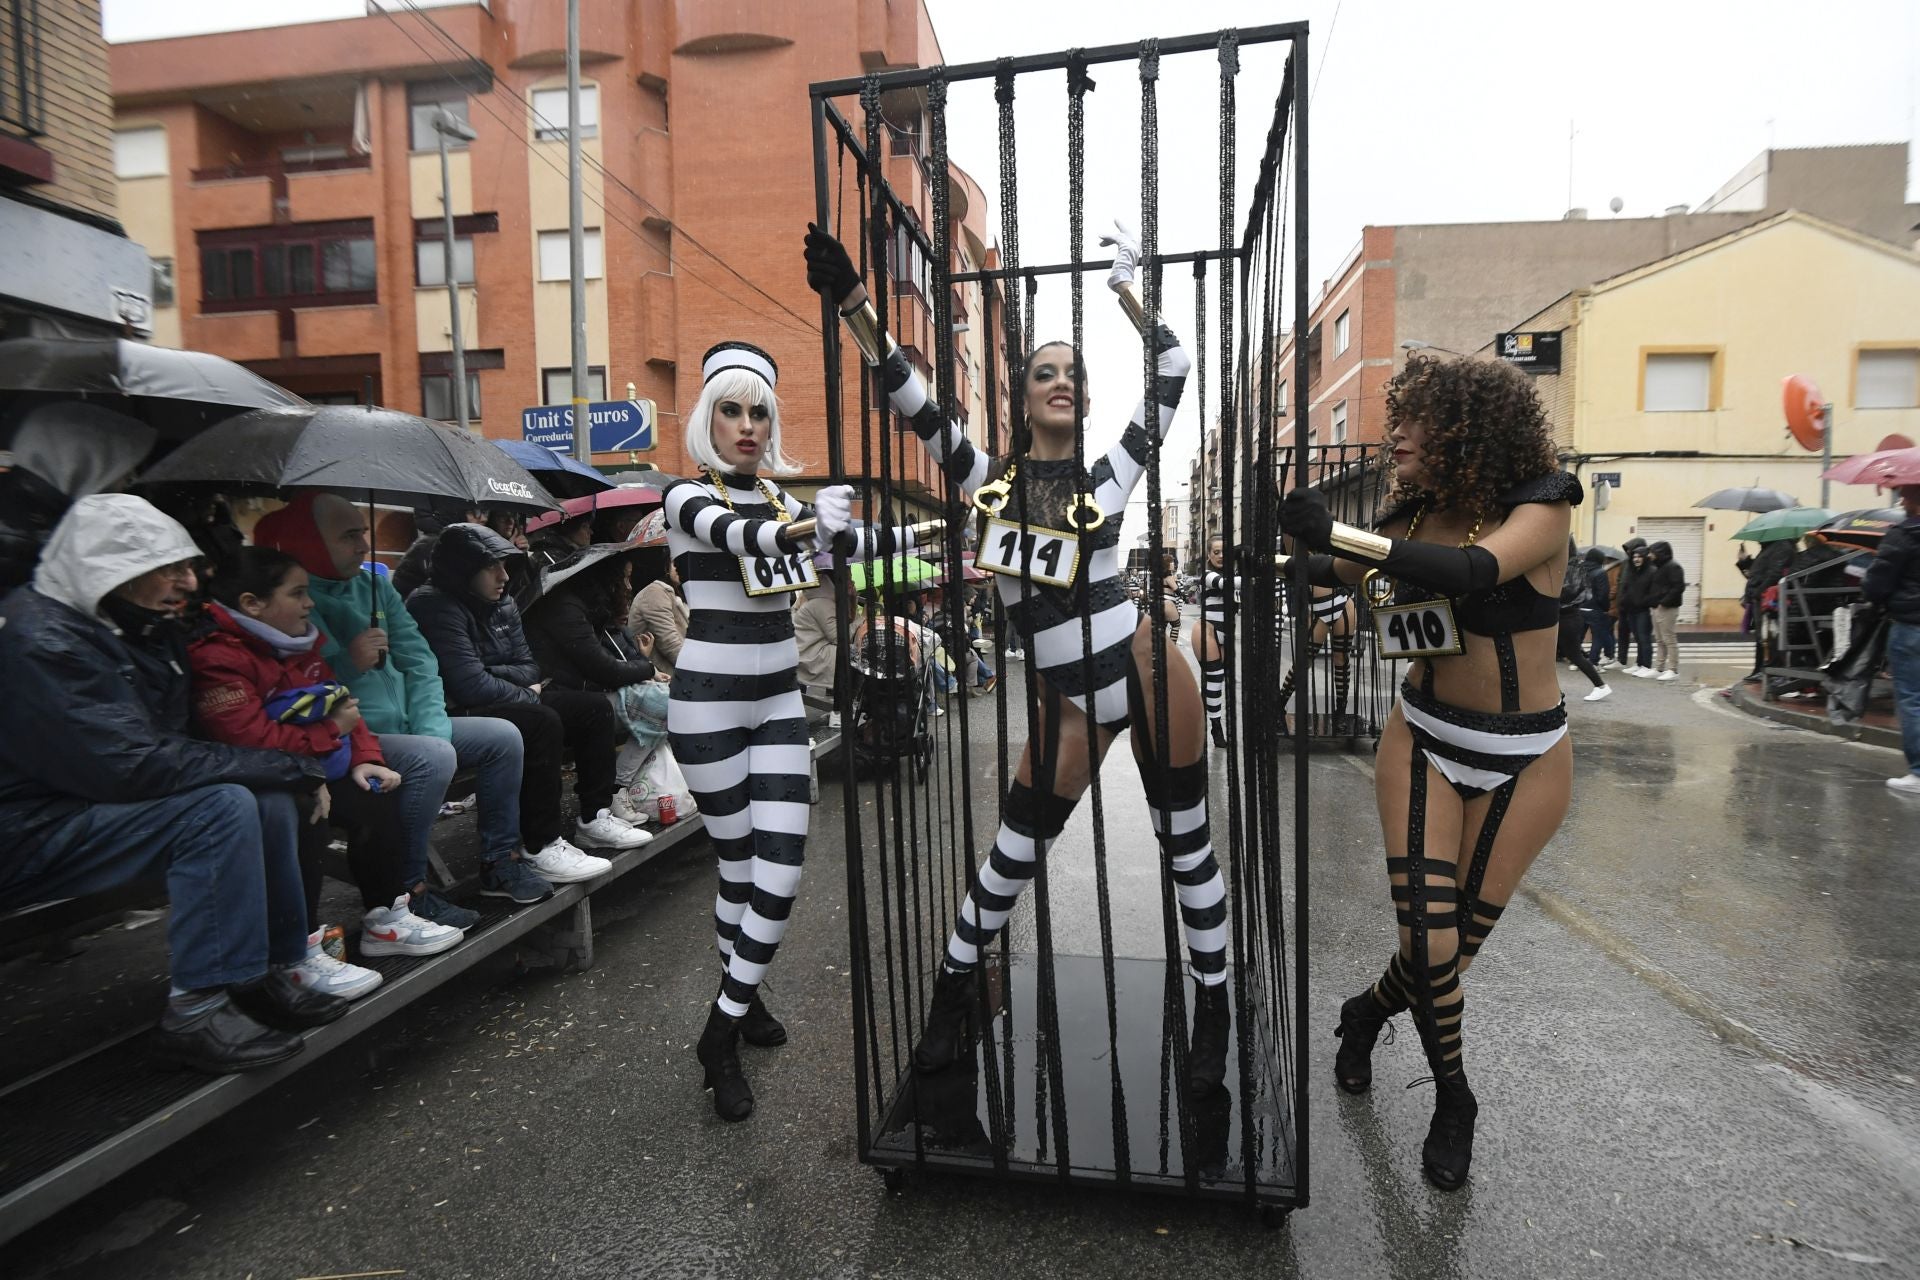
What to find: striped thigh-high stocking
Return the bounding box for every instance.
[1276,641,1321,712]
[1143,759,1228,984]
[943,781,1078,972]
[1200,654,1227,728]
[714,698,813,1017]
[1330,633,1353,717]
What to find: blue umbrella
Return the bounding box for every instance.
[492,438,615,499]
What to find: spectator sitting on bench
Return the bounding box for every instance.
[625,511,688,679]
[408,524,648,877]
[523,543,659,826]
[255,494,546,911]
[188,548,467,1000]
[0,495,349,1074]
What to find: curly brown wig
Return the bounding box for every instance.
[1381,353,1560,520]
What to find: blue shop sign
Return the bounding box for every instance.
[521,399,656,454]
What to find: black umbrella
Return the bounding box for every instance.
[140,403,559,513]
[1693,486,1799,513]
[1814,507,1904,549]
[1578,543,1626,562]
[0,337,304,438]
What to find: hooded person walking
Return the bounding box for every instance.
[1648,540,1686,681]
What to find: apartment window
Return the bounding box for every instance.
[1643,352,1715,412]
[1857,348,1919,410]
[1334,309,1350,357]
[1331,399,1348,443]
[199,220,376,309]
[887,223,932,299]
[532,85,598,141]
[1277,380,1288,414]
[543,367,607,405]
[416,238,475,287]
[409,83,470,151]
[113,127,168,178]
[537,229,604,281]
[422,372,481,423]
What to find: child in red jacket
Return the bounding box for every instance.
[189,547,464,998]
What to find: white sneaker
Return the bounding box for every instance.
[1886,775,1920,796]
[1657,670,1678,682]
[359,897,463,958]
[1628,666,1655,678]
[608,789,648,828]
[566,809,647,854]
[286,928,383,999]
[1583,684,1613,702]
[1597,658,1618,671]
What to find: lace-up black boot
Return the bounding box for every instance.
[740,990,787,1047]
[1187,981,1231,1098]
[913,967,978,1074]
[696,1004,754,1121]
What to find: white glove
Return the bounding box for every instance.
[1099,218,1141,294]
[812,484,854,542]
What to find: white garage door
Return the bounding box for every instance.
[1637,516,1706,623]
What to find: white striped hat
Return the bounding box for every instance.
[702,341,777,388]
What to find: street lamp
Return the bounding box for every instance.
[1400,338,1466,357]
[433,107,478,432]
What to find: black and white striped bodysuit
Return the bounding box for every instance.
[663,474,908,1017]
[1199,569,1233,727]
[878,325,1229,987]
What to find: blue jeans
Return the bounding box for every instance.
[380,717,524,878]
[1888,620,1920,776]
[1626,609,1654,668]
[1582,608,1615,662]
[0,784,305,987]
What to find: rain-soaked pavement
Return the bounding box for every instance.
[8,641,1919,1279]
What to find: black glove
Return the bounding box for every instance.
[804,223,862,307]
[1277,488,1333,551]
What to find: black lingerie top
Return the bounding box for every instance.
[1382,472,1585,637]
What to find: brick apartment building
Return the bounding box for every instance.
[1190,144,1920,550]
[1,0,150,338]
[109,0,1006,501]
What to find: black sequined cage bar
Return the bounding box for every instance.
[808,22,1318,1220]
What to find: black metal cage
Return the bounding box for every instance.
[810,21,1314,1215]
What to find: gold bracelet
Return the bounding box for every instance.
[1328,521,1393,562]
[907,518,945,541]
[840,298,899,368]
[1114,281,1146,334]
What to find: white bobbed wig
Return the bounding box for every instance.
[685,366,801,477]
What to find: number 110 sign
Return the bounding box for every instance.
[975,517,1081,589]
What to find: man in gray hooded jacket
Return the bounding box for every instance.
[0,495,349,1073]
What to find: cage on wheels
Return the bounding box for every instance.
[811,21,1314,1213]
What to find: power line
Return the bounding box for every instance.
[373,3,814,339]
[1310,0,1342,105]
[391,0,822,334]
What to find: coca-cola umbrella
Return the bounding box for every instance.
[491,437,616,500]
[0,336,304,438]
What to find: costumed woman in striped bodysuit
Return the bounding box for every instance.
[1277,353,1581,1191]
[665,341,921,1121]
[1275,578,1358,735]
[806,220,1233,1098]
[1194,535,1231,748]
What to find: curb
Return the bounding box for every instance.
[1725,681,1904,751]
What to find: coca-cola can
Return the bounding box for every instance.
[657,793,678,825]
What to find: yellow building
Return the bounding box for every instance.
[1490,212,1920,625]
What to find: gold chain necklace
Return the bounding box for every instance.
[1361,503,1484,607]
[705,468,792,524]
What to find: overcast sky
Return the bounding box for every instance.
[104,0,1918,523]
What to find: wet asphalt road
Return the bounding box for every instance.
[9,641,1919,1280]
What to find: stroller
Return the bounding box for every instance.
[848,614,936,781]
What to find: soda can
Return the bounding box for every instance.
[657,793,678,825]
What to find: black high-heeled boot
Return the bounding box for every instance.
[1422,1075,1478,1192]
[913,967,977,1074]
[740,990,787,1048]
[696,1004,754,1121]
[1209,718,1229,749]
[1187,981,1231,1099]
[1332,991,1396,1095]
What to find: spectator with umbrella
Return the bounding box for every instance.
[1862,484,1920,796]
[0,402,156,592]
[407,524,650,875]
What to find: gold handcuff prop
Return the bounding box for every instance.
[971,460,1106,534]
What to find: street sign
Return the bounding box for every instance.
[521,399,656,454]
[1590,471,1622,487]
[1494,330,1562,373]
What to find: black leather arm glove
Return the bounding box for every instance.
[804,224,862,307]
[1278,487,1498,596]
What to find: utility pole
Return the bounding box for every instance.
[567,0,590,465]
[433,108,477,431]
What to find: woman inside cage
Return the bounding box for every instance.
[805,221,1232,1100]
[1194,535,1231,748]
[663,340,923,1122]
[1276,566,1359,737]
[1276,353,1580,1192]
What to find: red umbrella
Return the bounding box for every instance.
[526,483,661,532]
[1821,434,1920,487]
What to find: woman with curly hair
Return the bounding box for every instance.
[1277,352,1581,1191]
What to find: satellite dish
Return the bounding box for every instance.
[1877,433,1914,451]
[1608,196,1624,214]
[1783,374,1827,452]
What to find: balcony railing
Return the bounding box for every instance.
[2,0,46,138]
[190,154,372,183]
